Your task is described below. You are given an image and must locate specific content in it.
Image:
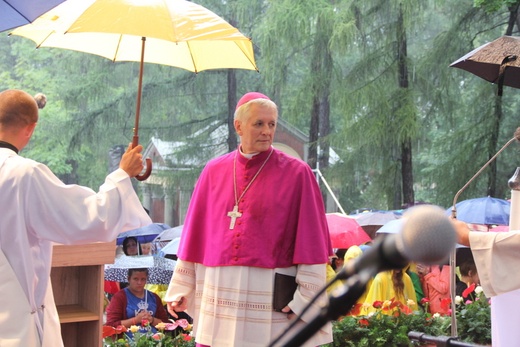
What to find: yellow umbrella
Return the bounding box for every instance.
[11,0,258,180]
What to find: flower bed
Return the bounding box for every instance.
[327,284,490,347]
[102,285,490,347]
[103,318,195,347]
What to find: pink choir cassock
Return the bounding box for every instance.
[177,147,332,268]
[169,147,334,347]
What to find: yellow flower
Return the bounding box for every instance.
[129,325,139,333]
[406,299,415,307]
[155,322,167,331]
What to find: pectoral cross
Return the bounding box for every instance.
[227,205,242,230]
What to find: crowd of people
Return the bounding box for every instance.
[327,242,481,317]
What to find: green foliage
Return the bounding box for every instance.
[474,0,520,13]
[2,0,520,212]
[326,285,491,347]
[328,301,446,347]
[453,285,492,345]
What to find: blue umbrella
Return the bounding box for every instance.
[449,196,510,225]
[0,0,65,32]
[117,223,170,245]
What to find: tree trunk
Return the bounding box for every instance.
[397,3,415,206]
[488,94,502,197]
[227,69,238,152]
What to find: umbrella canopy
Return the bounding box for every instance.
[351,210,400,226]
[10,0,258,180]
[326,213,372,249]
[0,0,65,32]
[153,225,183,243]
[105,255,176,284]
[375,219,403,235]
[117,223,170,245]
[10,0,258,72]
[158,237,180,257]
[449,196,510,225]
[450,36,520,95]
[350,210,401,238]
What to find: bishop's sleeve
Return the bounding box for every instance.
[469,230,520,297]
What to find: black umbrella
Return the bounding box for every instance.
[450,35,520,95]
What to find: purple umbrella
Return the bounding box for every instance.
[117,223,170,245]
[0,0,65,32]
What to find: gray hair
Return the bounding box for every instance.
[234,98,278,122]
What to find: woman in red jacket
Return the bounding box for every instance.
[105,268,169,332]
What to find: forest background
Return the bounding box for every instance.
[1,0,520,214]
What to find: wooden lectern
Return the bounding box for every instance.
[51,241,116,347]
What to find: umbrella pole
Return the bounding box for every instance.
[134,36,152,181]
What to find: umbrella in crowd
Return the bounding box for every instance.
[0,0,65,32]
[153,224,183,249]
[449,196,510,225]
[105,255,176,284]
[10,0,258,180]
[326,213,372,249]
[116,223,170,245]
[158,237,181,258]
[375,219,403,235]
[351,210,400,226]
[350,210,400,239]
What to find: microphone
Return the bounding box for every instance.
[337,204,456,281]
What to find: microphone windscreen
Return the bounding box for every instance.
[397,205,456,264]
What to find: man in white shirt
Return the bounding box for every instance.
[0,89,152,346]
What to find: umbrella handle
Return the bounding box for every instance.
[132,135,152,181]
[136,158,152,181]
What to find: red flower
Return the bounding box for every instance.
[463,283,476,299]
[102,326,116,338]
[389,298,400,309]
[348,303,363,316]
[400,304,413,315]
[182,334,192,341]
[440,297,451,312]
[103,325,127,339]
[420,297,430,305]
[359,318,370,327]
[372,300,383,309]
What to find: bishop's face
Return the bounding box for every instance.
[235,103,277,154]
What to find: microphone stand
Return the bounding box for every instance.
[280,269,374,347]
[408,332,487,347]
